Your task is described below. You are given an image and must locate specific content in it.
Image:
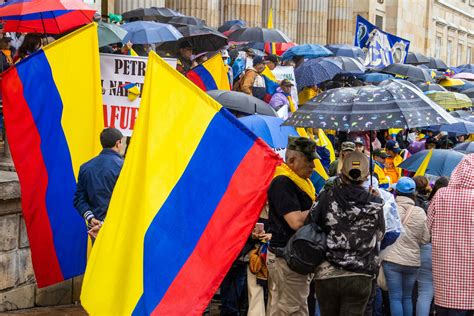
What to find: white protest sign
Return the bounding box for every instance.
[272,66,299,106]
[100,53,177,136]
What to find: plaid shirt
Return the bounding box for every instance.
[427,154,474,310]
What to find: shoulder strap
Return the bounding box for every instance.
[402,205,416,226]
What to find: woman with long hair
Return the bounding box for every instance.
[14,33,42,63]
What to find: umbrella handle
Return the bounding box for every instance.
[369,130,373,188]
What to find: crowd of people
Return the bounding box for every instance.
[1,14,473,316]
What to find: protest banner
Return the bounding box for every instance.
[100,53,177,136]
[354,15,410,69]
[272,65,299,105]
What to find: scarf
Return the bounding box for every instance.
[274,163,316,201]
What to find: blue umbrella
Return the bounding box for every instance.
[453,142,474,153]
[457,64,474,73]
[281,44,333,61]
[238,115,298,149]
[426,119,474,135]
[121,21,182,44]
[295,59,342,89]
[398,149,466,176]
[357,72,393,83]
[325,44,365,59]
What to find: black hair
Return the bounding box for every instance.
[17,33,42,59]
[100,128,123,149]
[428,176,450,200]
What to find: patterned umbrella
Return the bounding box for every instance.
[399,149,465,176]
[425,91,472,110]
[281,44,333,61]
[283,80,457,132]
[381,63,432,82]
[325,44,365,60]
[228,27,291,43]
[405,52,430,65]
[295,59,342,89]
[0,0,95,34]
[417,82,447,92]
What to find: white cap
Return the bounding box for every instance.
[221,49,230,58]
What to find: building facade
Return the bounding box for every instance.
[125,0,474,66]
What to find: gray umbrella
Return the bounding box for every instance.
[207,90,277,116]
[405,52,430,65]
[417,82,447,92]
[283,80,457,132]
[228,27,291,43]
[381,63,432,82]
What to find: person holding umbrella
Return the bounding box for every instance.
[269,79,295,120]
[176,40,193,75]
[372,149,391,190]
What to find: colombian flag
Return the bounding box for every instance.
[186,53,230,91]
[81,52,280,315]
[1,23,103,287]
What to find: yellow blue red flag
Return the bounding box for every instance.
[81,51,280,315]
[186,53,230,91]
[1,23,103,287]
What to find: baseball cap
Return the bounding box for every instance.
[341,152,369,182]
[373,149,389,159]
[253,55,264,67]
[281,79,294,87]
[396,177,416,194]
[353,137,364,145]
[386,140,401,153]
[221,49,230,58]
[287,136,320,160]
[341,141,355,152]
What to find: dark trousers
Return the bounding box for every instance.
[436,306,474,316]
[315,276,373,316]
[220,262,247,316]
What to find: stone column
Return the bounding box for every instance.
[115,0,166,14]
[222,0,263,27]
[165,0,220,27]
[327,0,354,44]
[297,0,328,44]
[262,0,298,42]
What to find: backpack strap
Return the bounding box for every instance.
[402,205,416,226]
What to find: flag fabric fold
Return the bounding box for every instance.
[1,23,103,288]
[81,51,280,315]
[186,53,231,91]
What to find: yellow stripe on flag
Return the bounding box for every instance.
[81,51,221,315]
[415,149,433,177]
[44,23,103,178]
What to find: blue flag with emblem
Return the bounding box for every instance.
[354,15,410,69]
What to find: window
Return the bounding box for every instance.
[468,47,472,64]
[435,36,442,59]
[375,15,384,29]
[447,40,452,66]
[457,43,463,66]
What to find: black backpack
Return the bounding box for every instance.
[283,195,328,275]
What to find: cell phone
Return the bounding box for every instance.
[255,223,264,234]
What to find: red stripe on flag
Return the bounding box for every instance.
[151,139,279,315]
[186,70,207,91]
[2,68,64,285]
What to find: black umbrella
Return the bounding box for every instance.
[122,8,160,22]
[152,7,184,22]
[168,15,205,26]
[157,25,228,54]
[427,57,448,70]
[417,82,447,92]
[405,52,430,65]
[282,80,456,131]
[322,56,365,74]
[207,90,277,116]
[218,20,246,33]
[381,63,432,82]
[228,27,291,43]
